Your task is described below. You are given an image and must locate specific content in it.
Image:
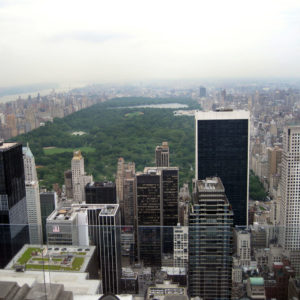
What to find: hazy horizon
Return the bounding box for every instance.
[1,0,300,87]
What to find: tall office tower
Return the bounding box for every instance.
[161,168,179,253]
[0,142,29,268]
[116,157,125,205]
[71,150,93,203]
[136,167,179,266]
[195,109,250,225]
[280,125,300,250]
[40,191,57,243]
[136,169,162,267]
[199,86,206,98]
[25,181,43,244]
[64,170,73,199]
[155,142,169,167]
[116,158,135,223]
[22,145,37,181]
[123,169,136,226]
[189,177,233,299]
[85,181,116,204]
[99,205,122,294]
[69,203,121,293]
[23,145,42,244]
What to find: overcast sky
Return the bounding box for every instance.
[0,0,300,87]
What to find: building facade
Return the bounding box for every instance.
[136,167,179,266]
[188,177,233,299]
[25,181,43,245]
[173,224,188,268]
[40,191,57,243]
[22,145,37,182]
[195,109,249,225]
[85,181,116,204]
[280,125,300,250]
[0,142,29,268]
[71,150,92,203]
[155,142,169,167]
[98,205,122,294]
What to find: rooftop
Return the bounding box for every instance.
[6,244,96,273]
[0,270,100,296]
[195,109,249,121]
[0,142,19,151]
[196,177,224,192]
[87,181,115,188]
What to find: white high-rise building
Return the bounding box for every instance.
[71,150,93,203]
[23,145,42,244]
[280,125,300,250]
[235,229,251,267]
[25,181,43,244]
[23,145,37,182]
[173,224,188,268]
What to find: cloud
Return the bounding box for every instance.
[48,31,131,44]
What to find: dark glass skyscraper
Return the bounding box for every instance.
[0,142,29,268]
[136,167,179,266]
[85,181,116,204]
[195,110,249,225]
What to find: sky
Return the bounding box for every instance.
[0,0,300,87]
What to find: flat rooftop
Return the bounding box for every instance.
[0,142,19,151]
[147,282,188,300]
[6,244,96,273]
[0,270,100,296]
[47,208,77,222]
[195,110,249,120]
[196,177,224,192]
[86,181,115,188]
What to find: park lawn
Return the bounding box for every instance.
[43,146,96,155]
[17,247,42,264]
[124,111,144,118]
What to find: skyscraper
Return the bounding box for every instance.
[116,158,135,223]
[136,167,179,266]
[40,191,57,243]
[136,169,161,267]
[155,142,169,167]
[195,109,249,225]
[189,177,233,299]
[199,86,206,98]
[85,181,116,204]
[280,125,300,250]
[123,169,136,226]
[22,144,37,182]
[23,145,42,245]
[71,150,93,203]
[25,181,43,244]
[99,205,122,294]
[69,203,121,294]
[0,142,29,268]
[64,170,73,199]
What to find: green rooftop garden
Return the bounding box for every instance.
[16,247,85,271]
